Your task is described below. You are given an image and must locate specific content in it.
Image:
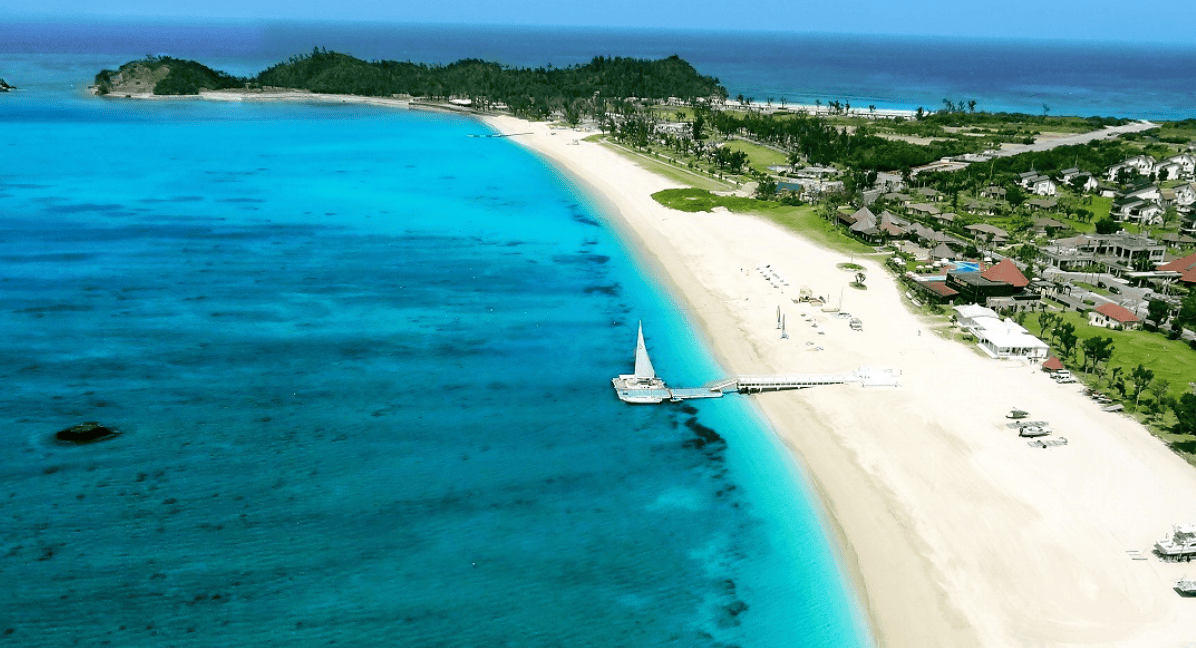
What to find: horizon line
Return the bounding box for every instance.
[8,14,1196,49]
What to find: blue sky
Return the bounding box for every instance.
[10,0,1194,43]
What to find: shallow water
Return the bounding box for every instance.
[0,92,868,646]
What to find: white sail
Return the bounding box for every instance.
[634,322,657,379]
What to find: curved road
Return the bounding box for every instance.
[993,120,1158,158]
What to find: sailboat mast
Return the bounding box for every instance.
[633,322,657,379]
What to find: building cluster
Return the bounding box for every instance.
[1100,154,1196,228]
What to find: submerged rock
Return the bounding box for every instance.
[55,421,119,444]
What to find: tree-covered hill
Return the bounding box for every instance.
[94,56,243,96]
[95,49,727,116]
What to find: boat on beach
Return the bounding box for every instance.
[1156,524,1196,562]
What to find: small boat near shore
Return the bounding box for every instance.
[1156,524,1196,562]
[1177,577,1196,595]
[1019,425,1052,438]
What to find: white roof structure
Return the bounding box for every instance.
[954,304,999,320]
[969,316,1049,360]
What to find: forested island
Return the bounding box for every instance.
[93,49,727,118]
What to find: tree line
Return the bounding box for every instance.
[701,109,982,172]
[94,50,727,118]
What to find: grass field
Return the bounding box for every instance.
[599,140,734,191]
[721,139,789,174]
[651,189,874,255]
[1048,311,1196,403]
[1023,311,1196,463]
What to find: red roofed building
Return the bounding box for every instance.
[1088,302,1141,330]
[1157,252,1196,286]
[1042,356,1065,372]
[980,258,1030,288]
[945,257,1033,304]
[908,279,959,304]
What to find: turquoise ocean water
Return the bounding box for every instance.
[9,19,1188,645]
[0,85,868,646]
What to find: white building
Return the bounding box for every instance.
[953,304,1049,360]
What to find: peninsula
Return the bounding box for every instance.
[93,50,727,119]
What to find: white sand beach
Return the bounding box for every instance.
[485,115,1196,647]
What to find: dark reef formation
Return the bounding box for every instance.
[54,421,119,444]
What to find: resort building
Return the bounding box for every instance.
[1088,302,1141,330]
[841,206,907,242]
[1041,233,1166,276]
[1156,251,1196,287]
[953,304,1050,360]
[944,258,1030,305]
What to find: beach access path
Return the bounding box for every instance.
[486,115,1196,648]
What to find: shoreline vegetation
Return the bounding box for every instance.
[92,53,1196,646]
[93,50,727,118]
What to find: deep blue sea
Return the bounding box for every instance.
[0,34,870,647]
[5,20,1196,119]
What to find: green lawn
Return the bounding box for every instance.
[1046,311,1196,402]
[722,139,789,174]
[599,141,734,191]
[1026,311,1196,463]
[651,189,873,255]
[1089,195,1112,222]
[649,106,696,122]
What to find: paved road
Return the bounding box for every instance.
[1041,269,1155,317]
[993,121,1159,158]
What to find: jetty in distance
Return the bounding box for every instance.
[612,322,898,404]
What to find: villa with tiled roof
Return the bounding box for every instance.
[1088,302,1140,330]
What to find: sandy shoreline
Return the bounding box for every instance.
[483,115,1196,647]
[88,89,1196,644]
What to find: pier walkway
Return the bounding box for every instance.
[713,367,899,394]
[633,367,900,402]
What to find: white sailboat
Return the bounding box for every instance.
[780,314,788,339]
[612,322,669,403]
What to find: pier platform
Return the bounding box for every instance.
[617,367,899,403]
